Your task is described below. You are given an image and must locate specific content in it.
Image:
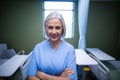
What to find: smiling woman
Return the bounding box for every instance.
[26,12,78,80]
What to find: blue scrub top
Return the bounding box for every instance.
[27,40,78,80]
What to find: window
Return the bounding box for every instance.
[44,1,74,38]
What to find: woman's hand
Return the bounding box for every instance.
[60,68,74,77]
[37,70,72,80]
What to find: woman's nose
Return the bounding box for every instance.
[52,28,57,34]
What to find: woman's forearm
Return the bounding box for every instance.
[37,71,71,80]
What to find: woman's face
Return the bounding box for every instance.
[45,18,63,43]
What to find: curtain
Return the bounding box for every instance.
[78,0,90,49]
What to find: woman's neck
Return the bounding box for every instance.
[49,40,62,50]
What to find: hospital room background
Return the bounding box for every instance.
[0,0,120,80]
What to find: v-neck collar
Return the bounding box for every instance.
[47,40,64,52]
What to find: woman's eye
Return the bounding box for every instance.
[56,26,61,30]
[48,26,53,29]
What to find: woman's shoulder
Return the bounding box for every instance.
[34,40,48,48]
[62,41,75,55]
[63,41,74,49]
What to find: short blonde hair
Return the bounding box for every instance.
[44,12,66,38]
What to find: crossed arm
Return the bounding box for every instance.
[28,68,74,80]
